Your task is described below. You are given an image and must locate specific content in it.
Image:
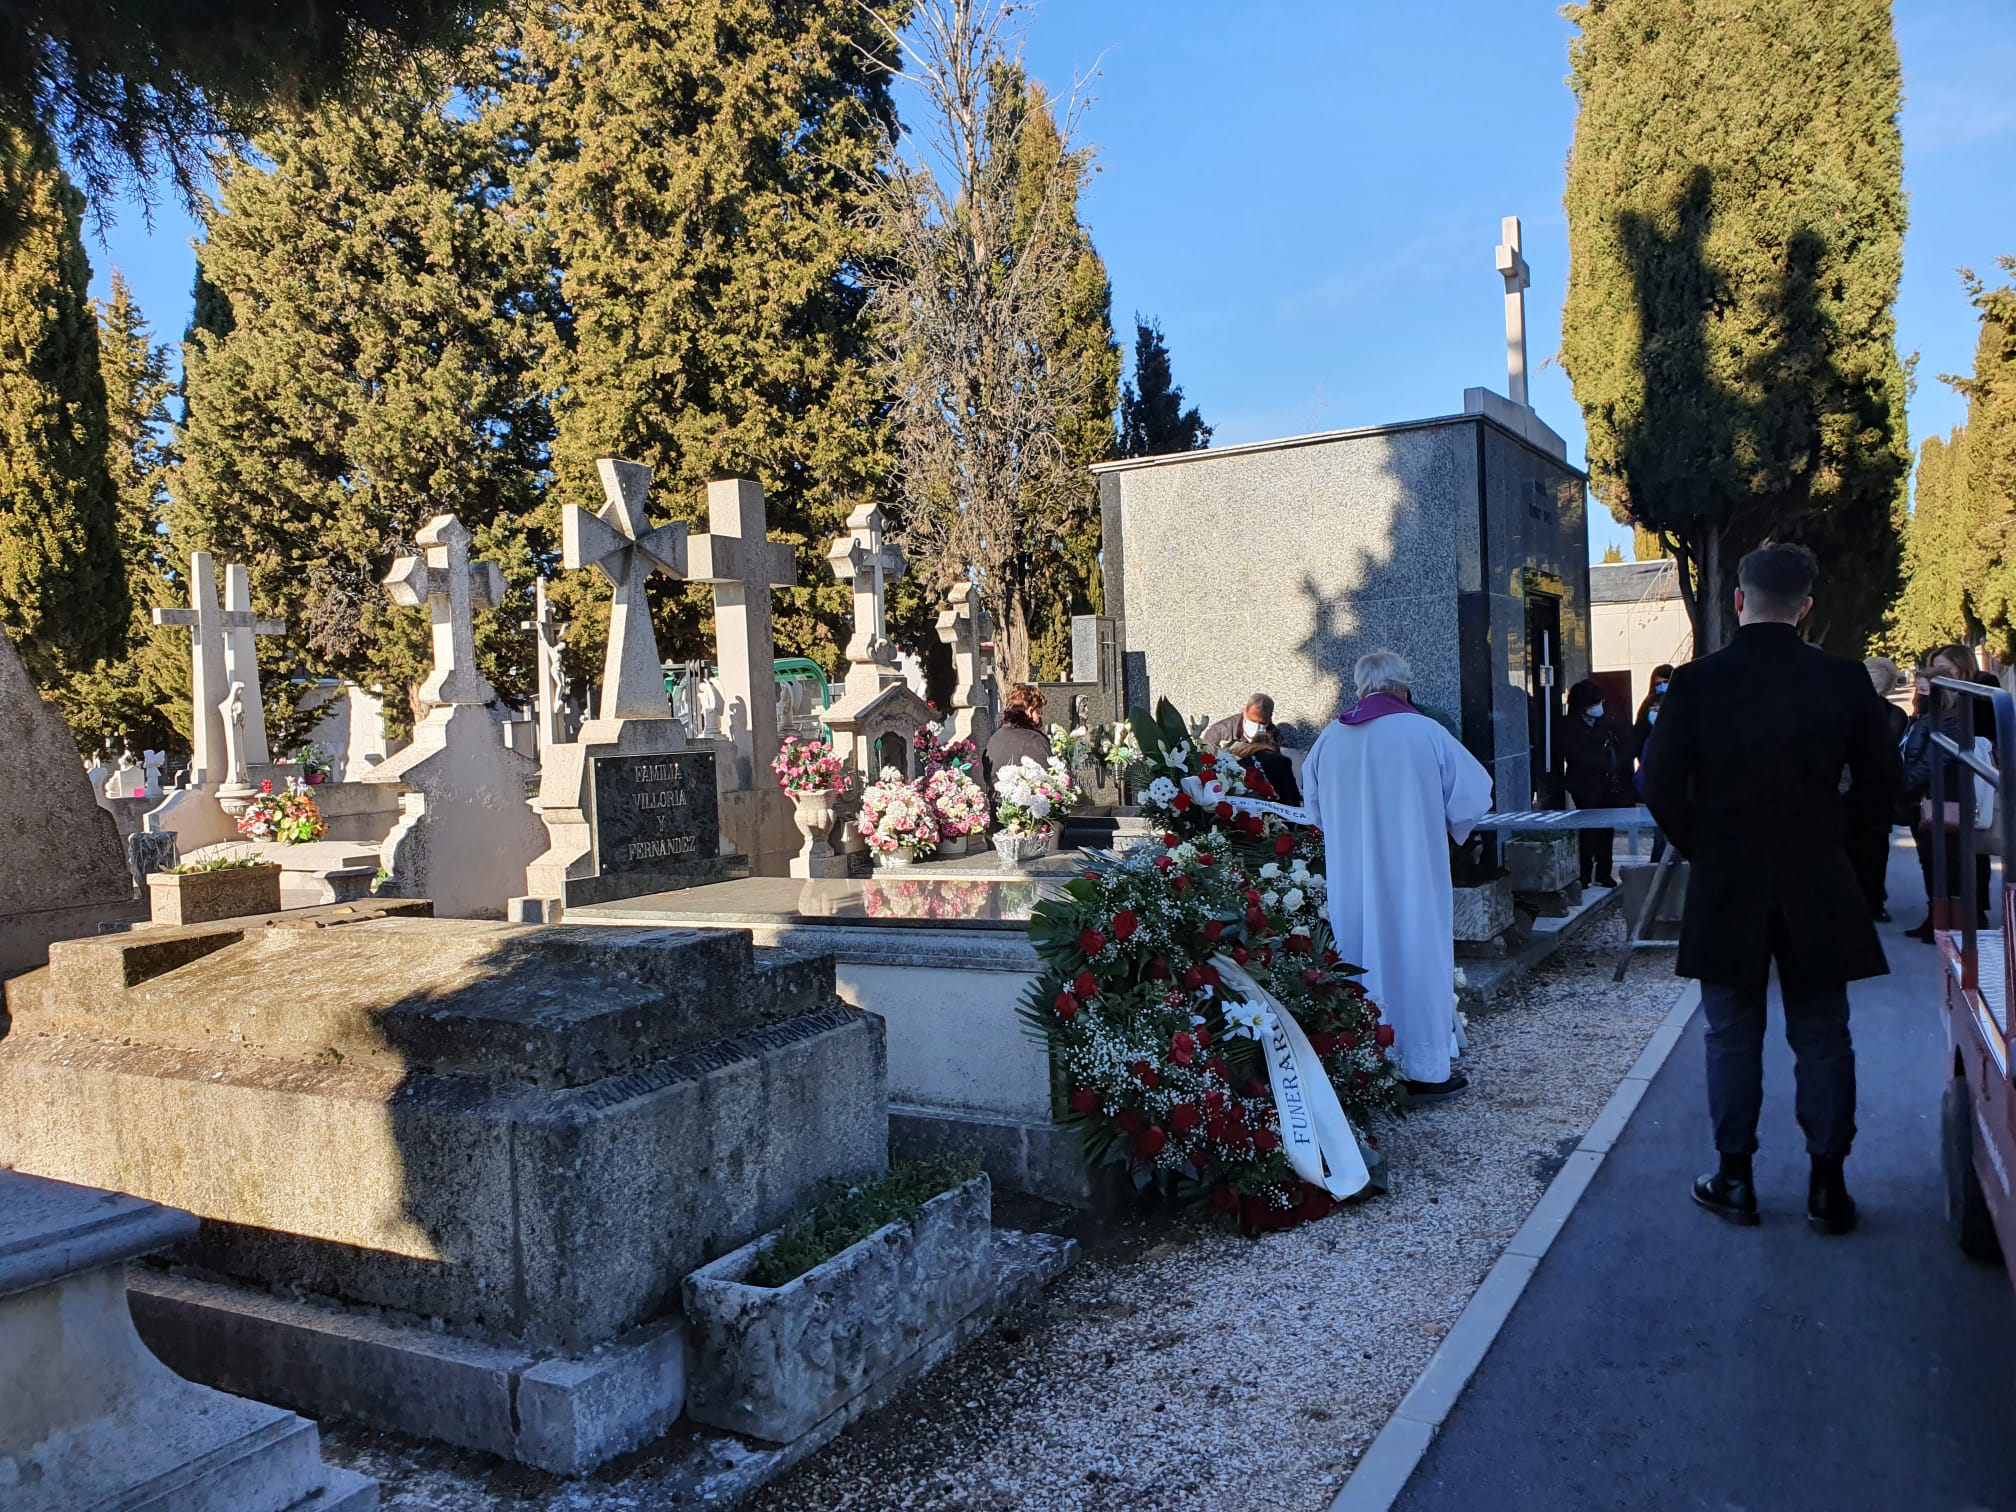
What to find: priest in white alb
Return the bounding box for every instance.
[1300,650,1494,1098]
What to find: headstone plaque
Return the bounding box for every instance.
[587,748,725,900]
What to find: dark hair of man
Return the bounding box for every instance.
[1737,542,1818,619]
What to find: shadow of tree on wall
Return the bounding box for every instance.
[1614,166,1901,651]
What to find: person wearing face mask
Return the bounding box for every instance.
[1633,664,1674,759]
[1201,693,1278,754]
[1558,678,1631,888]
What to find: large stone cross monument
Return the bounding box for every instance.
[365,514,544,918]
[822,504,936,783]
[385,514,505,708]
[935,580,996,750]
[527,460,723,907]
[1495,214,1531,409]
[690,477,795,793]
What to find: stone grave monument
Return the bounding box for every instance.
[143,550,288,851]
[363,513,545,918]
[0,627,139,982]
[0,907,886,1474]
[936,579,997,753]
[0,1169,376,1511]
[527,459,724,907]
[823,504,937,782]
[691,474,799,876]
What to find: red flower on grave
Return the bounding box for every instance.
[1286,932,1312,955]
[1170,1031,1197,1067]
[1205,1057,1230,1082]
[1375,1024,1396,1048]
[1231,945,1250,967]
[1053,991,1080,1020]
[1170,1102,1201,1133]
[1197,852,1215,867]
[1115,1107,1143,1133]
[1254,1126,1280,1153]
[1069,1087,1101,1115]
[1211,1184,1242,1214]
[1274,834,1295,857]
[1215,801,1234,820]
[1146,958,1173,981]
[1309,1032,1339,1056]
[1171,875,1189,893]
[1132,1061,1160,1089]
[1073,970,1100,999]
[1112,909,1139,941]
[1245,904,1268,929]
[1181,965,1204,992]
[260,778,274,794]
[1322,947,1341,966]
[1079,927,1107,956]
[1339,1031,1358,1051]
[1200,963,1222,988]
[1244,1076,1269,1099]
[1203,919,1225,942]
[1153,854,1174,873]
[1163,832,1180,848]
[1173,793,1193,812]
[1137,1125,1167,1157]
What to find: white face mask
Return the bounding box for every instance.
[1242,718,1263,738]
[1585,705,1605,723]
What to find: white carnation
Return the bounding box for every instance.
[1029,796,1051,819]
[1147,776,1178,804]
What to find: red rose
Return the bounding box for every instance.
[1309,1032,1338,1056]
[1199,919,1222,943]
[1231,946,1250,967]
[1245,904,1267,928]
[1250,776,1275,799]
[1137,1125,1167,1156]
[1115,1107,1143,1133]
[1069,1087,1100,1115]
[1287,932,1312,955]
[1297,1185,1333,1223]
[1322,947,1341,966]
[1171,875,1189,893]
[1146,958,1173,981]
[1302,967,1324,989]
[1163,832,1180,848]
[1354,1070,1372,1090]
[1170,1102,1200,1132]
[1171,1031,1196,1066]
[1079,927,1107,956]
[1254,1126,1280,1153]
[1054,991,1079,1020]
[1073,970,1100,999]
[1204,1088,1227,1110]
[1205,1057,1229,1081]
[1376,1024,1396,1047]
[1245,887,1262,904]
[1196,1025,1212,1048]
[1260,946,1275,966]
[1112,909,1139,941]
[1173,793,1193,812]
[1240,1196,1270,1231]
[1181,965,1204,992]
[1191,1149,1212,1174]
[1211,1183,1241,1214]
[1339,1030,1358,1051]
[1244,814,1266,837]
[1197,852,1215,867]
[1153,854,1174,873]
[1214,801,1234,820]
[1200,963,1222,988]
[1132,1061,1160,1089]
[1274,834,1294,857]
[1243,1076,1269,1099]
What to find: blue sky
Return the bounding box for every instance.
[81,1,2016,563]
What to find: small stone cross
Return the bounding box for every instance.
[565,459,688,722]
[1495,215,1531,409]
[826,504,905,670]
[691,477,796,789]
[935,580,992,713]
[385,514,505,708]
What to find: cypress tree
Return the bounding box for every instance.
[1561,0,1910,651]
[501,0,905,682]
[60,272,187,751]
[1119,317,1210,459]
[0,124,124,699]
[172,71,552,737]
[1954,261,2016,654]
[1892,429,1975,656]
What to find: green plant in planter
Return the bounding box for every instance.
[163,852,263,874]
[746,1157,983,1288]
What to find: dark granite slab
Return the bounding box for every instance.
[575,748,727,904]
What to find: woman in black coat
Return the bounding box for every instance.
[1558,678,1632,888]
[983,682,1053,791]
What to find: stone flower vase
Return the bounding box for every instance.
[874,846,921,869]
[935,831,971,859]
[991,827,1053,870]
[789,787,848,878]
[146,863,283,927]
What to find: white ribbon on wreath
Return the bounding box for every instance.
[1210,955,1371,1200]
[1179,773,1319,829]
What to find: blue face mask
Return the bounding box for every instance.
[1654,681,1669,695]
[1647,709,1659,725]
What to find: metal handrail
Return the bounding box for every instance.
[1926,676,2016,985]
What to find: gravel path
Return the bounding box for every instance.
[759,919,1685,1512]
[324,920,1685,1511]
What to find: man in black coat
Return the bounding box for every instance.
[1641,544,1903,1234]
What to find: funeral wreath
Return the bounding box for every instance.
[1023,701,1402,1233]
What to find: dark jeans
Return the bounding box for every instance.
[1701,978,1856,1158]
[1911,821,1991,925]
[1578,827,1615,885]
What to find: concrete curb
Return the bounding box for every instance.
[1328,978,1703,1512]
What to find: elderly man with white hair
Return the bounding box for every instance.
[1300,650,1494,1098]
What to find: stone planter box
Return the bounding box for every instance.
[682,1175,994,1444]
[1504,834,1578,894]
[145,863,282,926]
[1451,876,1514,946]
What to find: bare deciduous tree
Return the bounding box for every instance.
[858,0,1104,683]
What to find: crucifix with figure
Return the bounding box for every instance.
[690,476,795,790]
[384,514,505,707]
[1495,214,1531,409]
[565,459,688,722]
[827,504,905,699]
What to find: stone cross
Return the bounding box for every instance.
[935,580,992,713]
[826,504,905,672]
[525,576,569,751]
[152,552,230,787]
[690,477,795,791]
[384,514,505,709]
[222,563,285,766]
[1495,214,1531,409]
[565,459,688,722]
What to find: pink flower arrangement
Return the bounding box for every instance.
[771,735,850,796]
[237,782,327,844]
[924,764,989,838]
[857,767,940,859]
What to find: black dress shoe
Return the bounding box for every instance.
[1403,1072,1470,1101]
[1692,1171,1760,1226]
[1905,919,1935,943]
[1595,872,1621,889]
[1808,1169,1859,1236]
